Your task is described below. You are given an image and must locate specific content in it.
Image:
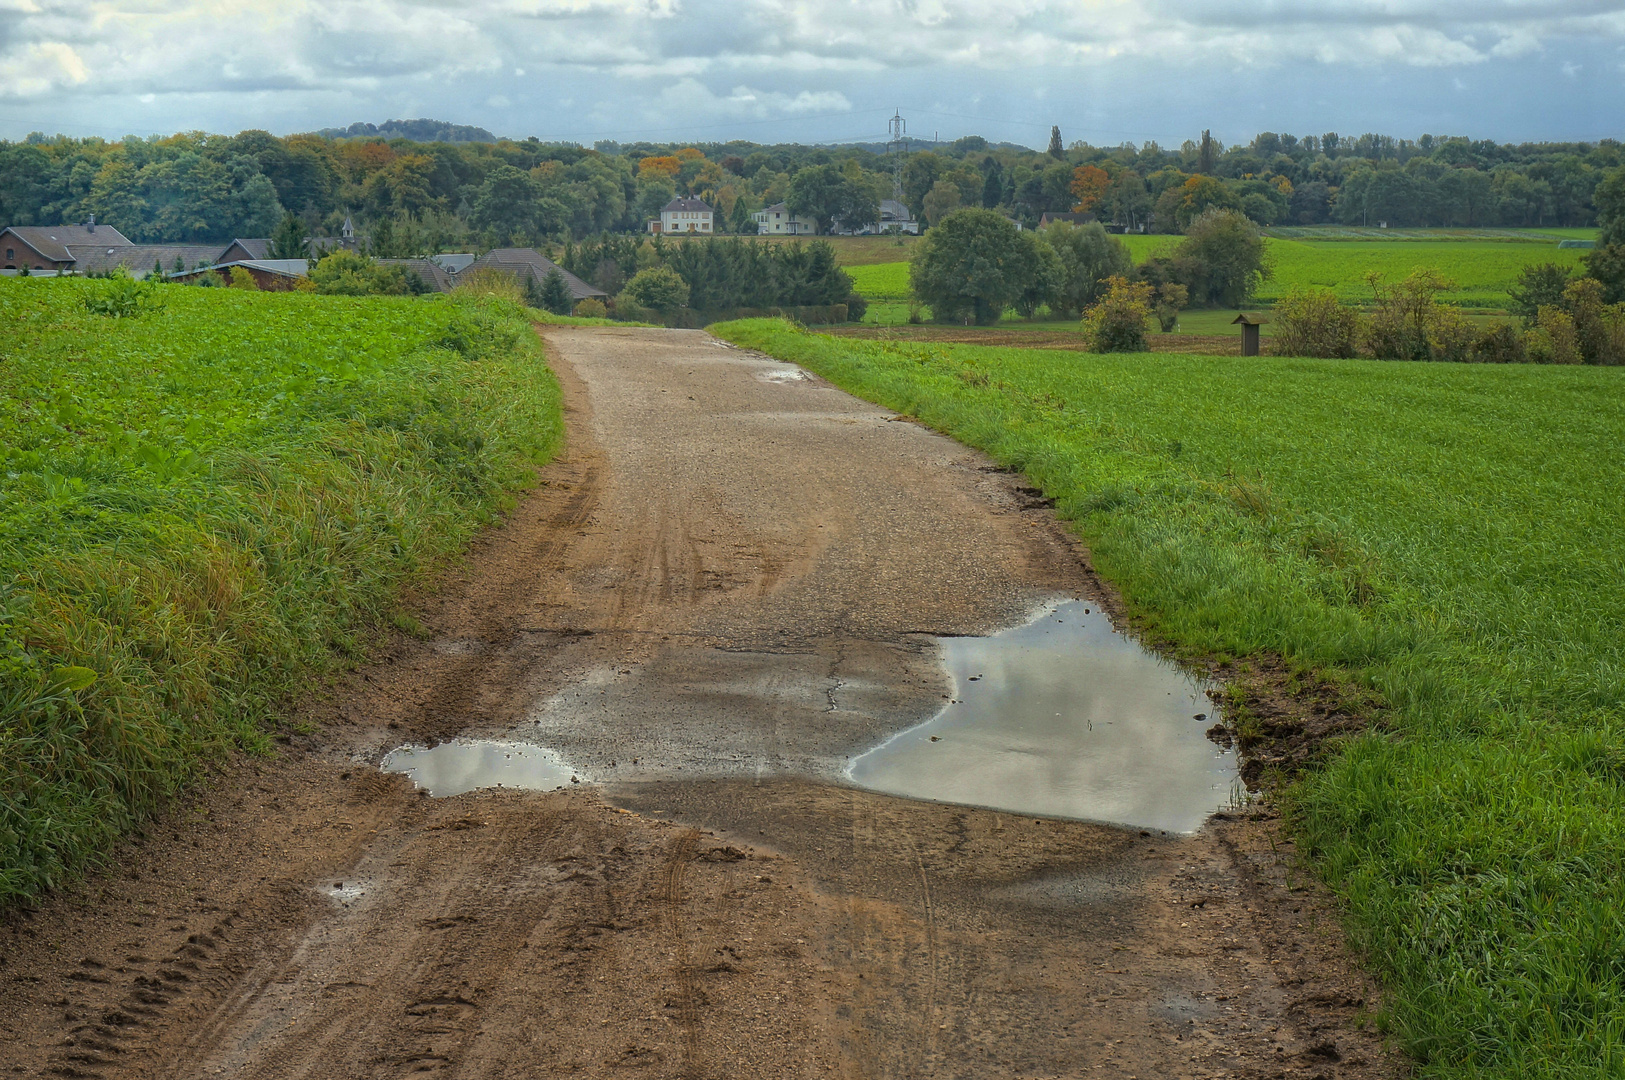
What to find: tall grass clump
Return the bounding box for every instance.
[713,317,1625,1079]
[0,278,561,904]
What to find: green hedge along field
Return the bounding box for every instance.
[0,278,561,904]
[713,318,1625,1078]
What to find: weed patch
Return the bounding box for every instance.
[0,279,561,904]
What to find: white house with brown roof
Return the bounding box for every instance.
[651,197,713,235]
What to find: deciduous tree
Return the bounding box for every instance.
[1175,208,1269,307]
[1041,221,1131,318]
[909,208,1041,325]
[1070,165,1109,215]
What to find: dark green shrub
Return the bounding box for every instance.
[1470,323,1528,363]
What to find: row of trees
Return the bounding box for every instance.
[2,125,1619,250]
[908,209,1266,326]
[553,235,859,322]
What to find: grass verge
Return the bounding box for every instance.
[712,317,1625,1079]
[1,278,562,904]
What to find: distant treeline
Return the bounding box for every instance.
[315,119,498,144]
[0,125,1617,249]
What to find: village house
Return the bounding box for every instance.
[753,202,817,236]
[872,199,919,235]
[1,216,225,277]
[2,217,132,272]
[650,197,713,235]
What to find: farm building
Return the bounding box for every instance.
[651,198,714,235]
[466,248,607,301]
[217,236,344,264]
[166,260,310,290]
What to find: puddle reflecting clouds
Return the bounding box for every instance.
[381,740,576,798]
[849,601,1236,833]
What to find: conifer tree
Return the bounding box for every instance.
[539,266,574,314]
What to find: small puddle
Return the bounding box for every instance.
[849,601,1237,833]
[754,366,810,384]
[381,740,577,798]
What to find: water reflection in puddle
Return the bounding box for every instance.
[849,601,1237,833]
[381,740,576,798]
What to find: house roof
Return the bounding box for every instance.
[468,248,607,300]
[879,199,912,221]
[376,258,456,293]
[2,223,135,262]
[429,252,476,273]
[167,259,308,280]
[70,244,220,277]
[227,237,348,260]
[221,238,270,261]
[661,197,713,214]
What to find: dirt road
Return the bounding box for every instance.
[0,327,1394,1079]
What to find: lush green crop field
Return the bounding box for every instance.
[0,278,561,903]
[845,262,912,301]
[1255,239,1587,308]
[849,232,1588,315]
[714,318,1625,1079]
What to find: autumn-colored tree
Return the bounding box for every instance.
[340,140,396,181]
[1070,165,1110,215]
[638,156,682,180]
[1176,175,1241,228]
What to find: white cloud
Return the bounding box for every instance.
[0,0,1621,138]
[653,77,849,119]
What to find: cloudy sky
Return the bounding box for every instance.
[1,1,1621,148]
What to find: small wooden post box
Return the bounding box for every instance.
[1232,312,1269,356]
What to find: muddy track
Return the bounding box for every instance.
[1,326,1398,1079]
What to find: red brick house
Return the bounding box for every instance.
[2,218,134,271]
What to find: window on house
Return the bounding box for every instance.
[4,249,11,260]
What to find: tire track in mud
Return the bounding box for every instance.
[663,830,706,1080]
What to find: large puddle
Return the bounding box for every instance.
[381,740,576,797]
[848,601,1237,833]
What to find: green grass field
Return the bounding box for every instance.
[0,278,561,903]
[1255,239,1588,308]
[713,318,1625,1079]
[850,229,1592,316]
[846,262,912,301]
